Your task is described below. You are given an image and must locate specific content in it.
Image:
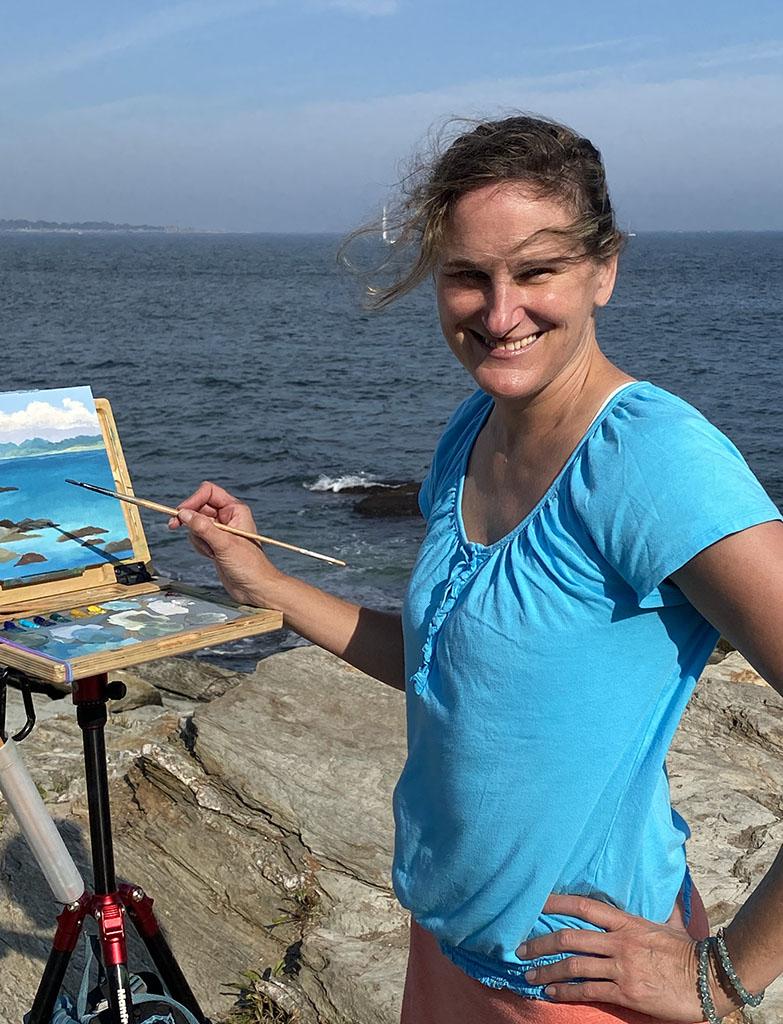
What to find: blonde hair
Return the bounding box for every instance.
[341,113,624,309]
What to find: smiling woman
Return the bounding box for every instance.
[173,113,783,1024]
[433,184,618,408]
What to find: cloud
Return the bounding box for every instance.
[0,399,100,445]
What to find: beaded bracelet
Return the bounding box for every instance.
[697,937,723,1024]
[715,927,766,1008]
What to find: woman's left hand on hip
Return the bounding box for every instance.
[517,894,740,1020]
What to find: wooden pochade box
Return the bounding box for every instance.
[0,396,282,686]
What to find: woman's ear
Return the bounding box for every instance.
[594,254,619,308]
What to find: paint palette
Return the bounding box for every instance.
[2,592,243,658]
[0,586,281,686]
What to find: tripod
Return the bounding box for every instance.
[2,670,208,1024]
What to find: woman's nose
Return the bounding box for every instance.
[481,283,524,339]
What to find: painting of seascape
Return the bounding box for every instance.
[0,386,134,583]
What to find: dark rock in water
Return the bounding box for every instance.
[15,551,47,566]
[0,519,14,528]
[80,538,105,547]
[57,525,109,541]
[103,537,133,554]
[354,482,420,517]
[16,517,57,531]
[0,486,19,493]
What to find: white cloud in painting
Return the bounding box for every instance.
[0,398,100,445]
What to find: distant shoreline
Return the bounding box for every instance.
[0,219,224,234]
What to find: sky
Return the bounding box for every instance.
[1,0,781,232]
[0,388,100,444]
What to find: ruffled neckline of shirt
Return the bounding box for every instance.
[452,381,648,554]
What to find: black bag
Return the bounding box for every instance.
[28,934,202,1024]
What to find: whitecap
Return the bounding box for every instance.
[305,473,387,493]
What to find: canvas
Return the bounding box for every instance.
[0,387,133,583]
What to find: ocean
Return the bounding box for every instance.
[1,231,781,669]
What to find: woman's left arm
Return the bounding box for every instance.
[518,519,783,1019]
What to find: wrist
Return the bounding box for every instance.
[706,939,744,1018]
[245,565,293,611]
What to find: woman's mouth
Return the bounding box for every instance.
[469,329,543,352]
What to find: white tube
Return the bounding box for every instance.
[0,738,84,904]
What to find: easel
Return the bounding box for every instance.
[1,668,206,1023]
[0,394,284,1022]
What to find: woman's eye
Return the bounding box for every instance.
[519,267,555,281]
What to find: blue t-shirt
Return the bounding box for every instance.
[394,381,781,998]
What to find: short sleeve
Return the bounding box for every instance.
[570,387,782,606]
[419,389,493,521]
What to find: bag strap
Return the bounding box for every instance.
[76,934,104,1017]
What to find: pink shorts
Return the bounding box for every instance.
[400,887,710,1024]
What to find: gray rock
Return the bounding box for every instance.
[671,671,783,1022]
[701,650,773,688]
[107,669,164,712]
[193,646,406,888]
[128,654,244,701]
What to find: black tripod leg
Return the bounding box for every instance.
[74,676,134,1024]
[120,884,208,1023]
[27,895,90,1024]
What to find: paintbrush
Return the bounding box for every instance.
[65,479,347,566]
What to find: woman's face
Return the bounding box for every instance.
[434,183,617,405]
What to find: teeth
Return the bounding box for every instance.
[485,332,540,351]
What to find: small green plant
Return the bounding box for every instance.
[223,970,298,1023]
[267,881,321,930]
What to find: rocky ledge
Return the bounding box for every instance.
[1,647,781,1023]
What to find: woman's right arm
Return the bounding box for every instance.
[170,481,406,690]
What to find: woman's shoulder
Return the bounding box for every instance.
[600,380,715,432]
[586,381,738,465]
[570,380,779,603]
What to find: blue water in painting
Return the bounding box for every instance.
[0,448,132,580]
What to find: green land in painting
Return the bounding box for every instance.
[0,434,104,460]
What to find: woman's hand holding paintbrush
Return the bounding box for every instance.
[65,478,345,568]
[170,480,296,608]
[170,481,404,687]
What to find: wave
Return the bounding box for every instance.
[305,473,391,493]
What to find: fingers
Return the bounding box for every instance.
[177,480,237,513]
[174,509,218,559]
[525,953,618,986]
[169,481,257,537]
[541,894,630,930]
[540,980,618,1004]
[518,927,612,960]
